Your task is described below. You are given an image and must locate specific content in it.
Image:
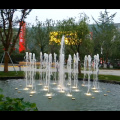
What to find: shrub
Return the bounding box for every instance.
[10,52,25,64]
[0,88,38,111]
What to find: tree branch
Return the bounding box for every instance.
[0,29,5,47]
[0,9,7,37]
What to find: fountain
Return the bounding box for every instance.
[29,53,37,94]
[22,35,101,99]
[38,52,43,85]
[53,53,57,84]
[81,54,101,96]
[82,55,88,86]
[48,53,52,92]
[66,54,72,96]
[58,35,65,93]
[5,34,119,111]
[92,54,101,92]
[23,52,29,90]
[43,53,49,91]
[72,53,79,89]
[81,55,92,96]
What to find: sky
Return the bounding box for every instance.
[24,9,120,26]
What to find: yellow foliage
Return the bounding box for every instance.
[49,31,78,45]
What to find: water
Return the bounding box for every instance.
[82,54,101,95]
[58,35,65,91]
[23,35,79,94]
[67,54,72,93]
[0,79,120,111]
[92,54,100,91]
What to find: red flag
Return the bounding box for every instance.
[19,21,26,53]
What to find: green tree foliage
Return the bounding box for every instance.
[110,31,120,60]
[26,18,56,59]
[56,13,93,74]
[92,9,119,63]
[56,14,93,57]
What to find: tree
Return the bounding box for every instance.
[26,18,56,59]
[0,9,32,72]
[110,30,120,60]
[55,13,93,74]
[92,9,118,65]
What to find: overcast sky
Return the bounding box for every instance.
[24,9,120,26]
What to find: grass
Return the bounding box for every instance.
[0,71,24,77]
[79,73,120,82]
[98,74,120,82]
[0,71,120,82]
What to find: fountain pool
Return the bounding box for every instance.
[0,79,120,111]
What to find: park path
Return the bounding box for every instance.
[97,69,120,76]
[81,69,120,76]
[0,65,120,76]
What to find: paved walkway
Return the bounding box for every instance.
[97,69,120,76]
[0,65,24,72]
[0,65,120,76]
[81,70,120,76]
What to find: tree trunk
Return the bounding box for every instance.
[4,51,9,72]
